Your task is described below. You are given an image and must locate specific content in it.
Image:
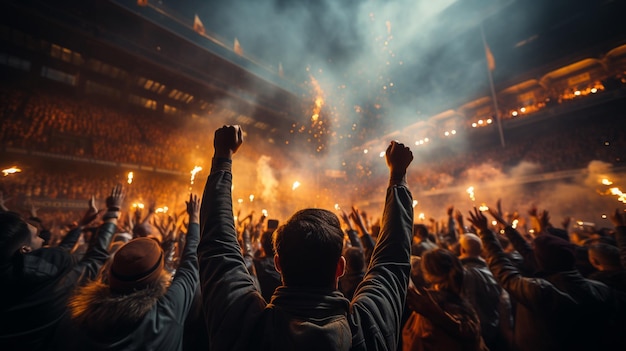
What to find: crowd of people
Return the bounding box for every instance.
[1,125,625,350]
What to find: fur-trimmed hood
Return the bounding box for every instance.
[69,279,166,336]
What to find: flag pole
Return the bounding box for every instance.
[480,23,505,148]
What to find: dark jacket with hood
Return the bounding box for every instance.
[0,223,115,351]
[478,226,623,351]
[59,222,199,351]
[198,158,413,350]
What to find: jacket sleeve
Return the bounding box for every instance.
[350,181,413,351]
[71,221,116,282]
[58,226,82,250]
[503,226,537,273]
[478,228,576,312]
[160,222,200,320]
[198,159,266,350]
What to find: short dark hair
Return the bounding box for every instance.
[344,246,365,273]
[0,212,31,262]
[273,209,344,288]
[589,243,621,268]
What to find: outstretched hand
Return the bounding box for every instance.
[467,207,490,233]
[78,195,102,227]
[385,140,413,177]
[488,199,510,227]
[609,209,626,227]
[106,184,124,210]
[214,125,243,159]
[186,193,200,224]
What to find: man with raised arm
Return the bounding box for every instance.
[199,125,414,350]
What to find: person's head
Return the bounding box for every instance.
[420,248,464,294]
[459,233,483,259]
[413,224,429,241]
[108,237,169,294]
[343,246,365,274]
[0,211,44,262]
[588,243,622,272]
[273,208,345,289]
[260,230,275,257]
[533,234,576,273]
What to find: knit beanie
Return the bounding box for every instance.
[533,234,576,272]
[109,237,164,294]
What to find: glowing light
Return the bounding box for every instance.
[520,107,526,113]
[492,220,497,226]
[574,90,581,96]
[2,166,21,176]
[238,198,244,205]
[132,203,145,209]
[512,111,518,117]
[155,206,169,214]
[472,123,477,128]
[478,119,484,125]
[249,194,255,202]
[292,181,301,190]
[418,213,425,221]
[601,178,613,186]
[262,209,268,217]
[444,131,450,136]
[363,149,369,154]
[591,88,598,93]
[478,204,489,212]
[190,166,203,186]
[609,187,626,203]
[512,219,519,229]
[379,151,386,158]
[487,119,493,124]
[412,200,418,208]
[424,138,429,142]
[334,204,340,211]
[127,172,134,184]
[466,186,476,202]
[602,214,607,219]
[451,130,456,135]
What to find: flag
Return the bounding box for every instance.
[278,62,284,77]
[484,43,495,71]
[137,0,148,6]
[234,38,243,55]
[193,14,205,35]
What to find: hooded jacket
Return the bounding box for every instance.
[59,223,199,351]
[198,158,413,350]
[0,223,115,351]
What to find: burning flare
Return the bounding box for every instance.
[127,172,134,185]
[2,166,21,176]
[190,166,203,185]
[466,186,476,202]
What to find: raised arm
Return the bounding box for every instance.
[161,193,200,319]
[350,140,414,350]
[59,196,100,250]
[198,126,265,350]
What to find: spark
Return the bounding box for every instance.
[127,172,134,184]
[601,178,613,186]
[466,186,476,202]
[292,181,301,190]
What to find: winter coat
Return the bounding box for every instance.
[59,223,199,351]
[198,158,414,350]
[0,223,115,351]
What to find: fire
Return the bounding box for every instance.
[190,166,203,185]
[249,194,254,202]
[262,209,268,217]
[418,213,425,221]
[155,206,169,214]
[127,172,134,184]
[2,166,21,176]
[609,187,626,203]
[292,181,301,190]
[412,200,418,208]
[309,76,325,123]
[334,204,340,211]
[132,203,145,209]
[601,178,613,185]
[466,186,476,202]
[478,204,489,212]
